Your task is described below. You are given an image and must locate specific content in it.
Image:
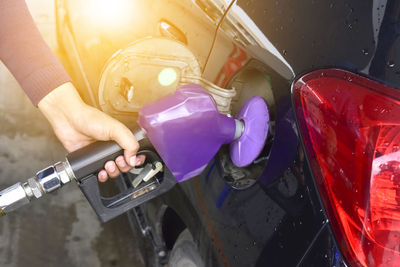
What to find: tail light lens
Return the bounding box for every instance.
[293,69,400,267]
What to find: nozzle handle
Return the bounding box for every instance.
[67,141,122,181]
[66,130,146,181]
[75,150,176,222]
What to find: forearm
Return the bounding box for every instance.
[0,0,71,106]
[0,0,142,181]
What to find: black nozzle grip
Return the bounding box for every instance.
[70,147,176,222]
[67,141,123,181]
[66,142,177,222]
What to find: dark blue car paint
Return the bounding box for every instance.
[167,1,399,266]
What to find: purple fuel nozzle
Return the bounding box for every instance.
[138,84,269,182]
[230,96,270,167]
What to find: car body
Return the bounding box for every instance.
[56,0,400,266]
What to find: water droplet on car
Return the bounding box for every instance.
[387,61,395,68]
[361,49,369,55]
[329,3,334,8]
[282,49,287,56]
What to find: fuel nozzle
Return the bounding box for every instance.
[0,161,74,216]
[0,84,269,222]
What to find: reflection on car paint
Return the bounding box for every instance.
[223,2,294,77]
[259,97,298,186]
[214,44,248,87]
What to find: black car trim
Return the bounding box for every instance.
[296,222,328,267]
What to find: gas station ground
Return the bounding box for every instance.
[0,1,144,266]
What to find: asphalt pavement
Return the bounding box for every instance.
[0,1,144,266]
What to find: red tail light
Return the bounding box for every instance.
[293,69,400,267]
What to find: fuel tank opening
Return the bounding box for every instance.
[98,37,236,117]
[98,37,201,115]
[220,66,277,189]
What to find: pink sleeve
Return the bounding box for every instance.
[0,0,71,106]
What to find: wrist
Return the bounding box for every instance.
[38,82,85,125]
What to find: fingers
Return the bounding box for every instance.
[109,123,140,167]
[127,154,146,167]
[97,121,141,182]
[98,170,108,182]
[97,161,120,182]
[105,161,120,178]
[115,155,132,172]
[97,154,148,182]
[98,120,140,182]
[135,154,146,166]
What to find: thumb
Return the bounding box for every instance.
[109,121,139,167]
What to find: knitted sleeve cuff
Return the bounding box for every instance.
[20,62,72,106]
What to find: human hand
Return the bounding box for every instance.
[38,82,145,182]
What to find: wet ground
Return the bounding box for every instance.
[0,1,144,266]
